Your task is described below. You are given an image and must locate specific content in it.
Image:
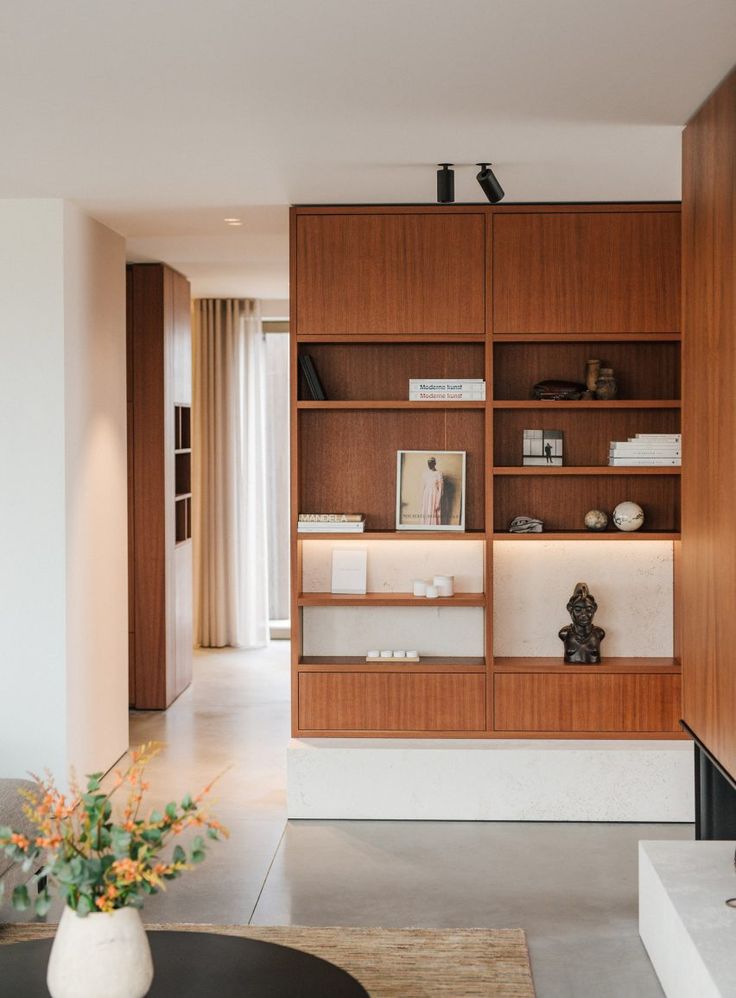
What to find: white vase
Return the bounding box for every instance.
[47,905,154,998]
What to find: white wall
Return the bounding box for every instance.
[63,203,128,777]
[0,200,68,778]
[493,540,674,657]
[0,199,128,781]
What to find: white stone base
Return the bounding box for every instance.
[287,738,694,821]
[639,841,736,998]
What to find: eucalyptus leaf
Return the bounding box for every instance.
[12,885,30,911]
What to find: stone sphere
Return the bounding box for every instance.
[612,501,645,532]
[584,509,609,532]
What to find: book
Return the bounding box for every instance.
[610,444,681,453]
[298,514,364,522]
[608,457,681,466]
[298,354,326,400]
[631,434,681,441]
[297,522,366,533]
[409,379,485,389]
[410,392,485,401]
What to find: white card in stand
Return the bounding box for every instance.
[331,548,368,594]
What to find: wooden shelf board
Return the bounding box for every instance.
[298,400,486,410]
[298,656,486,673]
[493,656,681,675]
[493,466,681,476]
[492,333,681,343]
[491,400,680,409]
[298,592,485,607]
[493,531,680,541]
[296,333,486,343]
[297,530,486,541]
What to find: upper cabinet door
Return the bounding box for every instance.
[295,212,486,335]
[492,210,681,334]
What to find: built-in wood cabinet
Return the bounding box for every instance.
[295,209,486,335]
[291,203,683,739]
[127,263,193,710]
[681,67,736,780]
[492,209,681,334]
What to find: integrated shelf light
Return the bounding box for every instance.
[224,217,242,226]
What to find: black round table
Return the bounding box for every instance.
[0,931,369,996]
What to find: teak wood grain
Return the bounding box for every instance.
[298,409,485,531]
[297,672,486,732]
[297,342,485,401]
[295,212,486,335]
[127,264,192,710]
[492,210,681,334]
[492,341,680,401]
[681,67,736,780]
[494,673,681,732]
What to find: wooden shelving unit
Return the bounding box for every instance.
[291,202,683,739]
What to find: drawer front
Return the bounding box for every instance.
[494,673,681,733]
[298,672,486,732]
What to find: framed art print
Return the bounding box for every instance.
[396,450,466,531]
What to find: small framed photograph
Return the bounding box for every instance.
[396,450,466,531]
[523,429,564,466]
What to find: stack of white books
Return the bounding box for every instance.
[608,434,681,466]
[409,379,486,401]
[297,514,366,533]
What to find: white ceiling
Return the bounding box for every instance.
[2,0,735,298]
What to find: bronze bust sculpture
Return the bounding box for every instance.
[559,582,605,664]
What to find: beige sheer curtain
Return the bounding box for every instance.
[192,299,269,648]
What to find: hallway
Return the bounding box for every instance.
[128,644,691,997]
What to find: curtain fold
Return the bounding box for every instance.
[193,299,269,648]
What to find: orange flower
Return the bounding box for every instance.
[10,834,30,851]
[35,835,62,849]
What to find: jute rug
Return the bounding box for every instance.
[0,922,535,997]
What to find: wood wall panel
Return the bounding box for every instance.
[493,409,680,467]
[493,342,681,401]
[296,213,486,335]
[298,672,486,731]
[493,473,680,533]
[298,343,485,401]
[681,67,736,778]
[494,674,681,732]
[299,409,485,530]
[492,210,680,334]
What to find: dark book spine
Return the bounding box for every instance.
[303,355,326,400]
[299,354,319,400]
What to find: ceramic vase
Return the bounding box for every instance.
[595,368,618,400]
[47,905,153,998]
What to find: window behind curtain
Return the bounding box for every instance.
[263,328,290,624]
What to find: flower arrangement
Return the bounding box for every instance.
[0,742,227,918]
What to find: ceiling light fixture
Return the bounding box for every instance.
[475,163,504,204]
[224,217,242,225]
[436,163,455,204]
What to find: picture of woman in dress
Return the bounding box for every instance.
[396,450,466,531]
[421,457,443,525]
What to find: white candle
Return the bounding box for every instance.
[392,650,406,658]
[406,650,418,659]
[433,574,454,597]
[367,650,380,659]
[425,584,439,599]
[380,650,393,658]
[413,579,428,597]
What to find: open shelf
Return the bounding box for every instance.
[298,656,486,673]
[492,531,680,541]
[297,530,486,541]
[492,333,681,343]
[296,333,486,343]
[298,400,485,410]
[492,400,679,410]
[493,656,681,675]
[298,592,486,607]
[493,466,680,475]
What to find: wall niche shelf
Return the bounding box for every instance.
[291,202,683,739]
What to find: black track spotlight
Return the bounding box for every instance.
[436,163,455,204]
[476,163,504,204]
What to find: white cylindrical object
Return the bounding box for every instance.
[380,650,393,658]
[425,585,439,599]
[392,650,406,658]
[433,574,454,597]
[406,650,418,659]
[367,650,380,659]
[413,579,428,597]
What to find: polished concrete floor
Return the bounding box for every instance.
[121,644,694,997]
